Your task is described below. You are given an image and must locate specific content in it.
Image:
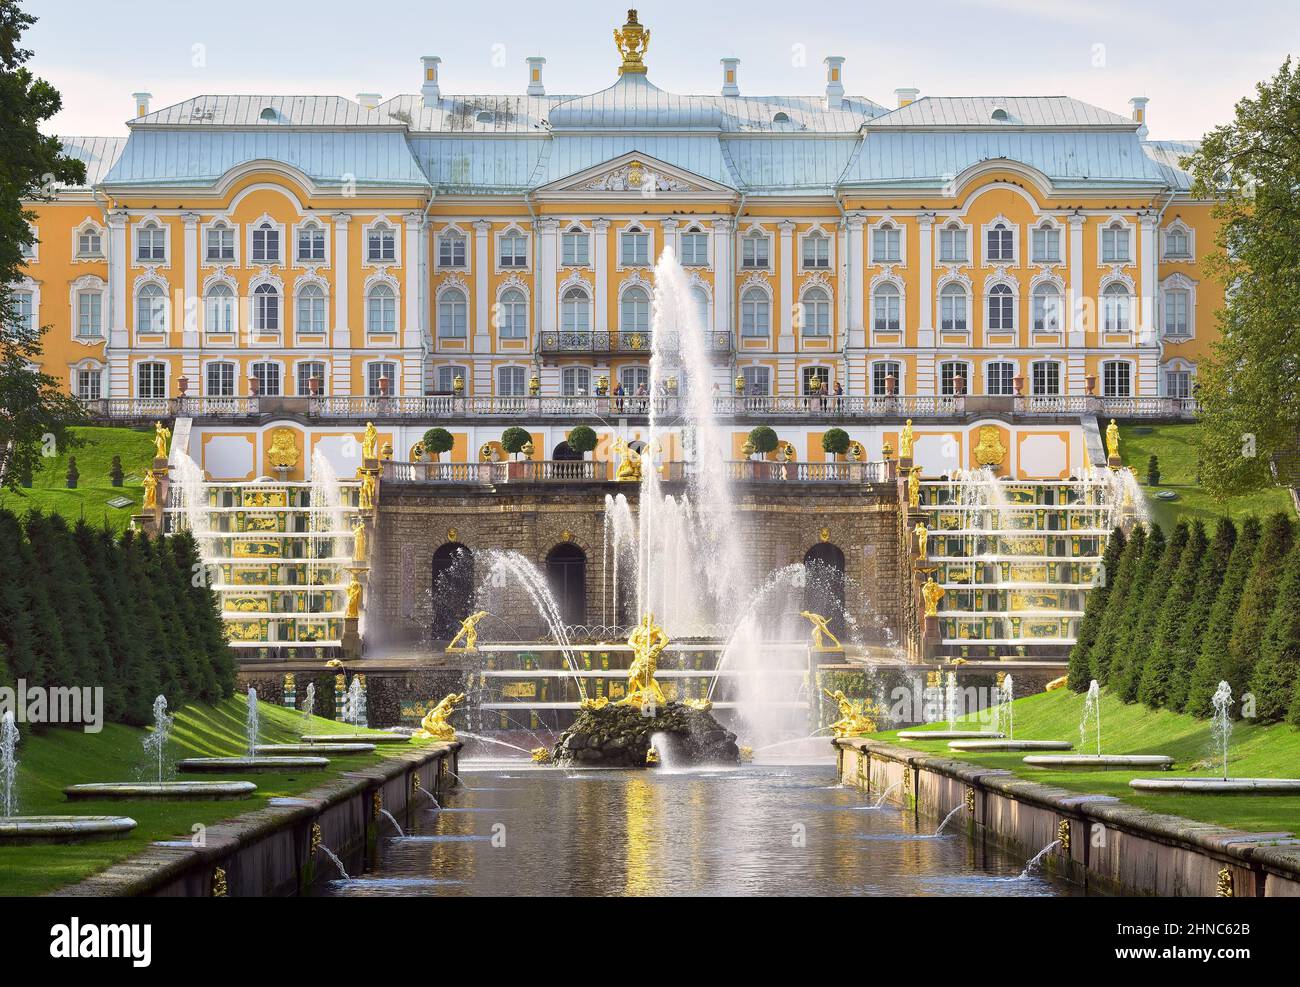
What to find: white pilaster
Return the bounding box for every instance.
[917,213,934,347]
[106,210,130,396]
[403,212,422,350]
[846,211,866,349]
[332,212,352,394]
[660,217,678,262]
[712,217,732,339]
[1137,212,1157,346]
[778,220,795,352]
[538,218,559,335]
[472,220,492,353]
[593,218,610,332]
[181,212,200,350]
[1068,213,1085,346]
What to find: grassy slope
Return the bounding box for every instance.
[0,695,412,896]
[1119,423,1294,531]
[877,688,1300,835]
[0,426,155,535]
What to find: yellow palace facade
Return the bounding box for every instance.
[23,13,1213,431]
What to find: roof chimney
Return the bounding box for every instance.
[1129,96,1149,138]
[421,56,442,107]
[356,92,381,111]
[526,56,546,96]
[823,56,845,109]
[132,92,152,118]
[895,87,919,109]
[720,57,740,97]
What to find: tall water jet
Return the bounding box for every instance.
[945,672,959,730]
[1211,681,1232,780]
[1080,680,1101,757]
[1,711,17,817]
[141,695,174,783]
[246,687,260,756]
[999,674,1015,740]
[343,678,366,728]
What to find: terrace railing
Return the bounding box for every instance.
[381,458,887,486]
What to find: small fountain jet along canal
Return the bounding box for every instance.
[1023,679,1172,771]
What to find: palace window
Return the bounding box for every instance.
[620,228,650,266]
[1031,283,1062,332]
[620,285,650,333]
[499,232,528,268]
[871,224,901,264]
[205,284,235,335]
[986,360,1016,396]
[1102,360,1132,398]
[367,362,396,396]
[1031,223,1061,263]
[137,361,167,399]
[986,222,1014,263]
[136,222,166,262]
[367,223,396,264]
[939,361,969,396]
[939,283,968,332]
[987,283,1015,332]
[19,231,35,260]
[498,288,528,338]
[802,366,830,394]
[1163,225,1191,260]
[1163,288,1190,337]
[437,365,468,393]
[740,287,769,337]
[680,229,708,266]
[1101,222,1131,264]
[75,368,101,401]
[76,290,103,338]
[620,366,649,394]
[251,361,281,397]
[801,287,831,337]
[296,283,326,334]
[562,229,589,267]
[206,362,235,397]
[803,232,831,268]
[1102,282,1131,333]
[251,222,280,264]
[561,287,590,333]
[297,223,326,262]
[296,361,326,396]
[438,231,467,268]
[561,367,591,396]
[136,283,167,333]
[741,366,771,395]
[1030,360,1061,396]
[938,224,968,263]
[741,232,769,269]
[1165,369,1193,399]
[366,283,397,334]
[252,283,280,333]
[871,361,901,397]
[76,229,103,258]
[206,225,235,263]
[690,285,709,329]
[10,290,33,332]
[873,284,900,333]
[438,288,468,339]
[496,366,526,397]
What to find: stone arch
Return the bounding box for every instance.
[803,542,847,637]
[545,542,587,626]
[431,542,474,640]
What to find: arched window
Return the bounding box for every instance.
[366,223,396,263]
[205,283,235,334]
[1031,222,1061,263]
[803,231,830,268]
[620,226,649,266]
[939,223,968,263]
[741,231,769,269]
[873,283,900,333]
[136,221,165,262]
[136,361,167,399]
[740,287,769,337]
[690,285,709,329]
[562,227,589,266]
[987,283,1015,331]
[296,361,326,396]
[871,223,900,263]
[1101,221,1131,264]
[680,227,708,266]
[1102,282,1131,333]
[366,282,397,334]
[438,287,467,339]
[939,282,968,332]
[561,286,590,333]
[251,221,280,263]
[136,282,167,333]
[1163,225,1190,260]
[871,360,901,396]
[206,222,235,263]
[1102,360,1132,398]
[498,287,528,338]
[252,283,279,332]
[1031,282,1061,332]
[986,221,1014,262]
[801,287,831,337]
[438,230,467,267]
[619,285,649,333]
[561,366,591,396]
[367,361,397,396]
[296,222,326,262]
[251,361,281,396]
[296,283,326,334]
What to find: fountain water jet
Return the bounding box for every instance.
[1024,678,1172,771]
[142,695,174,783]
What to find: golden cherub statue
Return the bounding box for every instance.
[823,689,879,738]
[414,692,465,742]
[352,519,367,563]
[800,611,844,653]
[1106,418,1121,462]
[921,574,945,617]
[345,574,363,619]
[899,419,914,460]
[142,470,158,509]
[446,610,490,653]
[913,520,930,560]
[908,464,921,508]
[362,421,380,462]
[615,612,668,708]
[153,421,171,460]
[612,437,642,482]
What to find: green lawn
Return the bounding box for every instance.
[0,695,411,896]
[877,687,1300,835]
[1119,423,1294,530]
[0,426,155,534]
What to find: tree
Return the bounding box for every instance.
[0,510,34,690]
[1107,523,1171,703]
[1250,539,1300,722]
[1089,524,1146,686]
[1287,671,1300,730]
[566,425,597,458]
[0,1,88,489]
[1069,526,1124,692]
[500,426,532,459]
[821,428,850,461]
[1186,59,1300,499]
[748,426,778,458]
[171,531,234,700]
[1186,517,1262,716]
[1224,512,1294,703]
[1168,518,1237,712]
[421,427,454,461]
[1139,521,1207,709]
[1146,455,1160,487]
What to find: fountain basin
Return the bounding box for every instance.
[898,730,1006,741]
[948,740,1073,752]
[1128,777,1300,794]
[255,743,376,755]
[0,814,137,844]
[299,733,409,745]
[1023,755,1174,771]
[178,756,329,773]
[64,781,258,801]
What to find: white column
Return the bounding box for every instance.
[712,218,732,339]
[1138,213,1157,346]
[106,210,129,396]
[846,211,866,349]
[537,218,559,335]
[778,220,795,352]
[402,212,422,351]
[332,212,352,394]
[1068,213,1085,347]
[473,220,492,353]
[592,218,609,332]
[660,217,678,262]
[917,213,934,347]
[180,212,201,385]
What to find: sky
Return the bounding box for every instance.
[26,0,1300,141]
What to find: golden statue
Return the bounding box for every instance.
[823,689,879,738]
[531,746,552,763]
[682,697,713,712]
[345,574,363,619]
[645,746,660,765]
[973,425,1007,469]
[738,745,754,763]
[142,470,159,509]
[414,692,465,742]
[362,422,380,462]
[480,442,498,463]
[358,470,377,510]
[1106,418,1121,462]
[913,520,930,560]
[908,464,921,508]
[446,610,490,653]
[898,419,914,460]
[153,421,171,460]
[613,9,650,75]
[612,437,642,482]
[615,612,668,708]
[847,440,864,463]
[267,427,299,470]
[352,519,367,562]
[580,696,610,711]
[520,439,535,459]
[800,611,843,653]
[921,574,945,617]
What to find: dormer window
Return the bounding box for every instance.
[259,107,278,122]
[252,222,280,264]
[476,111,494,125]
[206,224,235,263]
[741,231,769,269]
[297,222,326,262]
[772,112,791,124]
[990,107,1009,122]
[367,222,396,263]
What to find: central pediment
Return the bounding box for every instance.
[538,151,735,198]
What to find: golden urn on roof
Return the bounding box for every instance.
[614,9,650,75]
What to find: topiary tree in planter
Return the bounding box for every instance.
[501,426,532,461]
[748,425,778,459]
[65,456,79,489]
[822,428,850,461]
[566,425,597,459]
[422,427,454,462]
[1146,454,1161,486]
[109,455,124,487]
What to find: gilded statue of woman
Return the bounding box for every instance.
[142,470,158,509]
[912,520,930,560]
[908,464,921,508]
[352,519,367,562]
[899,419,915,459]
[921,575,945,617]
[153,421,172,460]
[1106,418,1121,461]
[345,575,363,619]
[362,421,380,462]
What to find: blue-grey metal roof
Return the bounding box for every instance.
[133,95,397,128]
[868,96,1135,129]
[536,134,736,188]
[408,135,548,192]
[58,136,128,188]
[1142,141,1198,192]
[723,136,860,194]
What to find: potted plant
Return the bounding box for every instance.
[422,427,454,463]
[822,427,850,462]
[65,456,79,489]
[501,427,532,477]
[747,425,778,477]
[567,425,597,460]
[109,455,124,487]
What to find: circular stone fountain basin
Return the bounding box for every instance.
[255,743,376,755]
[0,815,137,844]
[299,733,409,744]
[948,739,1073,752]
[898,730,1006,741]
[1128,777,1300,794]
[64,781,258,801]
[1024,754,1173,770]
[178,756,329,773]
